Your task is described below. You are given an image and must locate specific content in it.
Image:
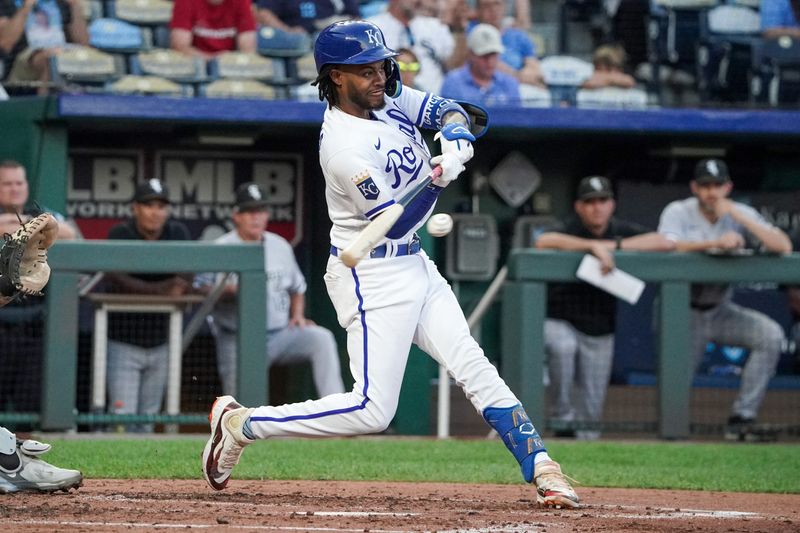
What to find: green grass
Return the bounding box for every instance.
[44,437,800,494]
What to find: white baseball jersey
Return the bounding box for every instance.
[321,86,443,250]
[367,12,454,94]
[658,196,774,307]
[210,230,306,332]
[244,88,521,439]
[658,197,772,245]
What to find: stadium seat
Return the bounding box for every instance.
[519,83,553,107]
[129,48,208,89]
[107,0,173,52]
[49,45,125,92]
[576,86,650,108]
[696,4,760,104]
[89,17,150,55]
[288,82,319,101]
[557,0,608,54]
[106,74,189,96]
[285,52,317,84]
[751,36,800,107]
[200,79,280,99]
[107,0,173,25]
[256,26,311,58]
[208,52,285,84]
[540,55,593,106]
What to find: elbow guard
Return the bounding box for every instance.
[420,96,489,139]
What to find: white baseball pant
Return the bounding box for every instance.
[247,251,519,438]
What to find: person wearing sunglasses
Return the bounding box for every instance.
[395,47,420,89]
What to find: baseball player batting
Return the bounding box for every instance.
[202,20,579,509]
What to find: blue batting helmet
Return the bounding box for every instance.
[313,20,398,77]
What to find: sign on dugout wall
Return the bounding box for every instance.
[67,149,304,244]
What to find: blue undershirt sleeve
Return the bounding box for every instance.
[384,183,444,239]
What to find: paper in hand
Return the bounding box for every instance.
[575,254,645,305]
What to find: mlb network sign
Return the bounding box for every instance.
[68,149,304,243]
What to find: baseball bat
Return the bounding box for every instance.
[340,166,443,268]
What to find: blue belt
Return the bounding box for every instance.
[331,235,421,259]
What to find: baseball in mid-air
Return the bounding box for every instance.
[426,213,453,237]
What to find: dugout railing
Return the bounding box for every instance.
[29,241,266,431]
[502,249,800,440]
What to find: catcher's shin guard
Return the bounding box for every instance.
[483,404,545,483]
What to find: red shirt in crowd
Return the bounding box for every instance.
[170,0,257,54]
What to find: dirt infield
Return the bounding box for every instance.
[2,479,798,532]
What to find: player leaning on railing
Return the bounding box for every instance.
[0,212,83,493]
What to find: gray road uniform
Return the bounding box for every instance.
[205,230,345,398]
[657,197,784,419]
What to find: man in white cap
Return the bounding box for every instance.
[439,23,520,106]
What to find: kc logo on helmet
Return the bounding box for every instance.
[365,29,383,45]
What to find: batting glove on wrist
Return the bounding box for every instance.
[434,122,476,165]
[429,152,465,187]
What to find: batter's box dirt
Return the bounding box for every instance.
[1,479,798,532]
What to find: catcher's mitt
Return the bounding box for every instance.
[0,213,58,298]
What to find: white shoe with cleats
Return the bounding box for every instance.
[533,460,580,509]
[202,395,255,491]
[0,439,82,494]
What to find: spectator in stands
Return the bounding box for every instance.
[761,0,800,39]
[105,179,192,432]
[0,160,79,417]
[0,0,89,95]
[535,176,674,439]
[170,0,256,58]
[198,183,345,398]
[256,0,359,35]
[657,159,792,442]
[368,0,458,93]
[418,0,442,18]
[466,0,544,87]
[581,44,636,90]
[440,0,473,32]
[396,47,420,89]
[440,23,520,106]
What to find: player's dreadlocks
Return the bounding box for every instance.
[314,65,339,109]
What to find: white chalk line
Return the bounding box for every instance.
[595,505,761,519]
[8,520,411,532]
[82,494,418,517]
[9,498,774,531]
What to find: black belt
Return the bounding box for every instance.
[691,303,719,311]
[331,235,421,259]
